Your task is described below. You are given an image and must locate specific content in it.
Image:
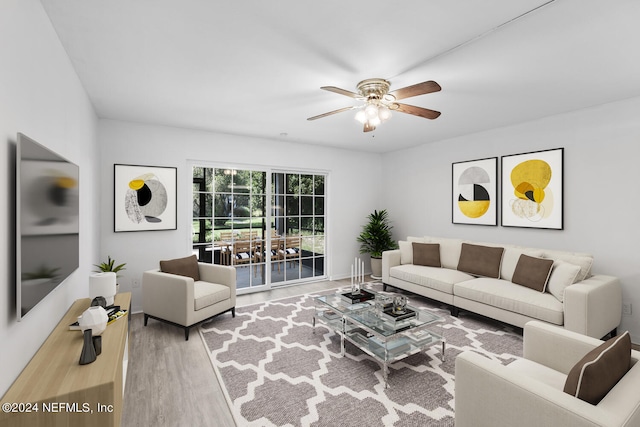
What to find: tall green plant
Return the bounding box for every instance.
[357,209,398,258]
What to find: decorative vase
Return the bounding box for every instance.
[92,336,102,355]
[78,306,108,336]
[79,329,97,365]
[89,272,117,306]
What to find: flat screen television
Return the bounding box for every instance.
[16,133,79,319]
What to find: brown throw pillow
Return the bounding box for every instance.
[511,254,554,292]
[563,332,631,405]
[412,243,441,267]
[456,243,504,278]
[160,254,200,281]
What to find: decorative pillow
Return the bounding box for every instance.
[543,251,593,283]
[456,243,504,278]
[426,237,464,269]
[160,254,200,281]
[500,247,544,281]
[563,332,631,405]
[412,243,441,268]
[511,254,554,292]
[547,260,582,302]
[398,241,413,265]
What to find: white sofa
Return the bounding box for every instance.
[455,321,640,427]
[382,236,621,339]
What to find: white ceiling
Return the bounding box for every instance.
[40,0,640,153]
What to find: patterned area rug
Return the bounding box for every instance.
[199,284,523,426]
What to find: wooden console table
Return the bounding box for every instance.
[0,292,131,427]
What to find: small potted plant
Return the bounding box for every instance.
[93,256,126,291]
[357,209,398,279]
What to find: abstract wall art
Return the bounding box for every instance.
[114,164,177,232]
[501,148,563,229]
[452,157,498,225]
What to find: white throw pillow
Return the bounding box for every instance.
[425,237,463,269]
[398,241,413,265]
[543,251,593,283]
[547,260,582,302]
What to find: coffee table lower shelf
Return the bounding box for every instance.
[343,327,445,388]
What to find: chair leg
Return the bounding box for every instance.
[232,307,236,318]
[184,327,190,341]
[144,314,149,326]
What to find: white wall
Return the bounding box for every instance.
[0,0,99,395]
[381,96,640,342]
[98,120,382,312]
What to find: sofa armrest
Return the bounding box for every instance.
[382,249,401,283]
[198,263,236,307]
[455,351,608,427]
[142,270,193,325]
[564,274,622,339]
[523,321,603,374]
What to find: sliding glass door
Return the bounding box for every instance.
[192,165,326,291]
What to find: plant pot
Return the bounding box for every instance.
[370,257,382,280]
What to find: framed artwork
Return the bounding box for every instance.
[501,148,563,229]
[452,157,498,225]
[114,164,177,232]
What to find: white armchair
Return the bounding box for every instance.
[143,261,236,340]
[455,321,640,427]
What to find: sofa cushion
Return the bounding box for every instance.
[454,278,564,325]
[413,243,441,267]
[547,260,582,302]
[457,243,504,279]
[542,250,593,283]
[193,281,231,311]
[500,247,544,281]
[390,264,474,295]
[399,240,413,265]
[563,331,631,405]
[425,236,463,269]
[512,254,554,292]
[160,254,200,281]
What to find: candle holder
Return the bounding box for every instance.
[350,256,365,295]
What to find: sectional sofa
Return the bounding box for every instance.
[382,236,621,339]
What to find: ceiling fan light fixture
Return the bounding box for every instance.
[368,116,381,127]
[364,103,378,119]
[354,109,367,124]
[378,104,392,121]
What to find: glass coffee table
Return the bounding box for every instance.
[313,289,445,387]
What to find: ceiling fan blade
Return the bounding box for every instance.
[321,86,361,98]
[387,80,441,101]
[363,122,376,132]
[307,106,356,121]
[392,103,441,120]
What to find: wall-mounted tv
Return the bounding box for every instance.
[16,133,79,319]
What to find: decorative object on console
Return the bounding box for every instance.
[452,157,498,226]
[89,272,117,305]
[91,296,107,308]
[357,209,398,279]
[79,329,97,365]
[501,148,564,229]
[114,163,177,232]
[78,306,109,336]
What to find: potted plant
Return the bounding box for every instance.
[93,256,126,291]
[357,209,398,279]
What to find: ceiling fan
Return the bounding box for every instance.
[307,78,441,132]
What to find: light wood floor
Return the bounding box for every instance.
[121,278,349,427]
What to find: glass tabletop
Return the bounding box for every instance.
[314,289,378,314]
[346,304,444,338]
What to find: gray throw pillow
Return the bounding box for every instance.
[456,243,504,278]
[512,254,554,292]
[412,243,441,267]
[160,254,200,281]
